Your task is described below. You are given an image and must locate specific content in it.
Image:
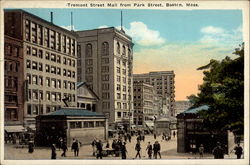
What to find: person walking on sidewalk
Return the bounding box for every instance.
[121,142,127,159]
[146,142,153,159]
[71,139,80,157]
[91,138,97,156]
[51,144,57,159]
[231,143,243,159]
[173,131,176,138]
[199,144,204,158]
[96,140,103,159]
[135,140,141,159]
[153,141,161,159]
[61,141,68,157]
[212,142,225,159]
[28,141,34,153]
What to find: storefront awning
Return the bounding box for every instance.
[5,125,26,133]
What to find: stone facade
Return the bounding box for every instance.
[76,28,134,123]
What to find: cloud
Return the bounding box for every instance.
[200,25,242,46]
[126,22,165,46]
[98,25,109,28]
[201,26,225,34]
[60,25,77,31]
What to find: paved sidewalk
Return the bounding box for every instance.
[4,135,240,160]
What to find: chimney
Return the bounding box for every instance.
[50,12,53,24]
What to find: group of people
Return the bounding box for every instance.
[136,140,161,159]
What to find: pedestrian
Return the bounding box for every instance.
[153,141,161,159]
[173,131,176,138]
[28,141,34,153]
[71,139,80,157]
[61,141,68,157]
[12,133,17,144]
[106,140,110,148]
[128,134,131,143]
[199,144,204,158]
[231,143,243,159]
[51,143,57,159]
[142,134,145,142]
[91,138,97,156]
[154,133,156,140]
[212,142,225,159]
[96,140,103,159]
[146,142,153,159]
[121,142,127,159]
[135,140,141,159]
[162,133,165,140]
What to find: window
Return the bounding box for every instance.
[117,112,121,118]
[102,102,110,109]
[122,61,126,67]
[46,92,50,101]
[117,67,120,73]
[32,61,38,70]
[63,81,67,89]
[86,75,93,82]
[86,67,93,74]
[117,42,120,54]
[26,60,31,68]
[86,59,93,65]
[122,69,126,75]
[57,93,61,102]
[57,68,61,75]
[32,48,37,56]
[38,63,43,71]
[86,43,92,57]
[27,104,32,115]
[117,93,121,99]
[32,90,38,100]
[46,77,50,87]
[51,54,56,62]
[45,65,50,73]
[63,69,67,76]
[123,94,126,100]
[102,83,109,90]
[72,72,75,78]
[122,45,126,55]
[51,79,56,88]
[57,80,61,89]
[39,76,43,86]
[72,60,75,67]
[32,75,38,85]
[122,77,126,83]
[117,76,121,82]
[117,84,121,91]
[51,66,56,74]
[102,92,110,99]
[68,70,71,77]
[102,42,109,56]
[102,75,109,81]
[57,55,61,63]
[51,93,56,102]
[63,57,67,65]
[67,58,71,66]
[117,102,121,109]
[27,74,31,84]
[122,85,126,92]
[45,52,50,60]
[101,58,109,64]
[101,66,109,73]
[26,46,31,55]
[39,91,43,100]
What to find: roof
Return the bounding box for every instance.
[181,105,209,114]
[45,108,105,117]
[77,82,100,100]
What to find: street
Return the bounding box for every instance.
[4,134,239,160]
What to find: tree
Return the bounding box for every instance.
[188,43,244,135]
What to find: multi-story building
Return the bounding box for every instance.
[77,28,134,123]
[4,10,77,128]
[133,71,175,116]
[4,11,24,127]
[133,81,154,126]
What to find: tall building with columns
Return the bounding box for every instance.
[76,28,134,123]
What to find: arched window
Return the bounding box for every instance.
[117,42,120,54]
[86,43,92,57]
[102,42,109,56]
[122,45,126,55]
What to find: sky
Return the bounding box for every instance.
[22,8,243,100]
